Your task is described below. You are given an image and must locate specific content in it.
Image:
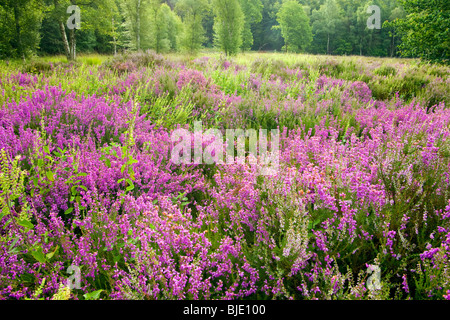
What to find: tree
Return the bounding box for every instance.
[386,0,449,64]
[163,4,183,51]
[274,0,312,53]
[386,6,405,57]
[239,0,263,51]
[355,3,370,56]
[43,0,117,61]
[212,0,244,56]
[252,0,283,51]
[311,0,341,55]
[0,0,43,59]
[176,0,209,54]
[149,0,169,53]
[120,0,148,51]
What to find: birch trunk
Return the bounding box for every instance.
[327,33,330,55]
[136,0,141,51]
[59,21,71,60]
[70,28,76,61]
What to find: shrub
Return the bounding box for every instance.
[374,65,397,77]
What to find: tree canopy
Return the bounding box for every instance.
[385,0,450,64]
[274,0,312,53]
[0,0,447,63]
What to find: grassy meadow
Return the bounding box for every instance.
[1,51,450,300]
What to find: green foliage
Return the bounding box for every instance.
[0,0,43,59]
[139,86,196,129]
[176,0,209,54]
[239,0,263,51]
[374,65,397,77]
[119,0,152,51]
[386,0,450,64]
[274,1,312,53]
[0,149,30,228]
[212,0,245,56]
[0,0,445,62]
[148,1,171,53]
[311,0,341,54]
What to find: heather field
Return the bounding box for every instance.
[1,51,450,300]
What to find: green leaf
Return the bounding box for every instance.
[64,207,74,215]
[128,158,138,165]
[33,177,39,187]
[46,171,54,182]
[31,247,46,263]
[20,273,35,284]
[3,219,12,229]
[8,237,20,252]
[46,246,59,260]
[77,185,87,192]
[77,172,88,177]
[17,219,34,230]
[37,159,44,168]
[125,179,134,191]
[43,146,50,154]
[83,289,103,300]
[120,163,127,174]
[105,158,111,168]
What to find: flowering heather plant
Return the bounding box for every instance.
[0,53,449,300]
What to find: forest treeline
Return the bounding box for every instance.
[0,0,448,64]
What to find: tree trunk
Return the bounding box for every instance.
[136,0,141,51]
[391,34,395,57]
[327,33,330,55]
[112,16,117,55]
[59,21,71,60]
[70,28,76,61]
[191,14,196,53]
[360,36,362,56]
[54,0,71,60]
[12,2,23,60]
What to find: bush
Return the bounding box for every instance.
[22,60,53,74]
[102,50,167,74]
[318,59,344,77]
[374,65,397,77]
